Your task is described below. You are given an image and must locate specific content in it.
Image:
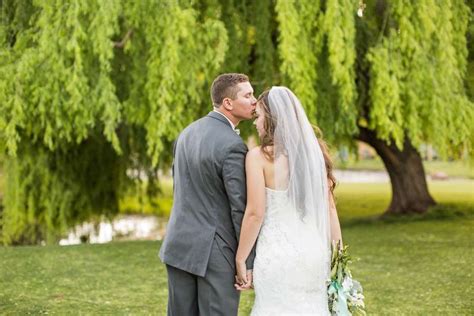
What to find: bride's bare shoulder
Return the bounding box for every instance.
[246,146,274,168]
[247,146,261,157]
[246,146,264,164]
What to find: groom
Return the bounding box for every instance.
[159,73,257,315]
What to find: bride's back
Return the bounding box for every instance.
[260,146,289,191]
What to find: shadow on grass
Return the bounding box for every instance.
[341,203,474,228]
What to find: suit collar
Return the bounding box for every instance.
[207,111,234,130]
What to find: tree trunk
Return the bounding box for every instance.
[356,127,436,215]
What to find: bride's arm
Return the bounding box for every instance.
[235,148,266,283]
[329,190,343,244]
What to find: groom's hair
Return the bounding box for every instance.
[211,73,249,107]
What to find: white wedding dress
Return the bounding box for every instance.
[250,86,332,315]
[251,188,331,316]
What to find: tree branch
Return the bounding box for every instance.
[114,30,133,48]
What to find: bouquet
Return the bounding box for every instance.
[327,241,366,316]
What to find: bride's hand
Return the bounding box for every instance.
[234,270,253,291]
[235,259,252,290]
[235,259,247,284]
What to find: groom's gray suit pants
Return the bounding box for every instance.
[165,238,240,316]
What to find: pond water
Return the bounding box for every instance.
[59,215,167,246]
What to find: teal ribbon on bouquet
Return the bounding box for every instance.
[328,280,350,316]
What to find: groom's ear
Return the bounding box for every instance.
[222,98,233,111]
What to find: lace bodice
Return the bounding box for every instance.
[263,187,290,217]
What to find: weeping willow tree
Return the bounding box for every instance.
[272,0,473,215]
[0,0,228,245]
[1,0,473,244]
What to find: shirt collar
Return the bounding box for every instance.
[213,109,236,130]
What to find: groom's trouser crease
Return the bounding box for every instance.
[166,238,240,315]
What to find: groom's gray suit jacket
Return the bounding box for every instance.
[159,111,255,277]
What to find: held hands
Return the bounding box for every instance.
[234,259,253,291]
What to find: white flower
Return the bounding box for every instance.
[342,276,354,291]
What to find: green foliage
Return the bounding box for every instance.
[467,0,474,101]
[0,0,228,244]
[1,0,473,244]
[275,0,321,119]
[322,0,358,137]
[119,179,173,218]
[1,0,122,153]
[275,0,359,142]
[366,0,473,155]
[250,0,277,92]
[2,138,123,245]
[219,0,251,75]
[126,1,228,164]
[274,0,473,153]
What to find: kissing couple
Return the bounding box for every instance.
[159,73,343,315]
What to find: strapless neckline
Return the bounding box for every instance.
[265,187,288,193]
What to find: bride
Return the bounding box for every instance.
[234,87,343,315]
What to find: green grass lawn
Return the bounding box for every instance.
[1,181,473,315]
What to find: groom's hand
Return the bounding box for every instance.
[234,270,253,291]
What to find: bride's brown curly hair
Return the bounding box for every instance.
[257,89,337,194]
